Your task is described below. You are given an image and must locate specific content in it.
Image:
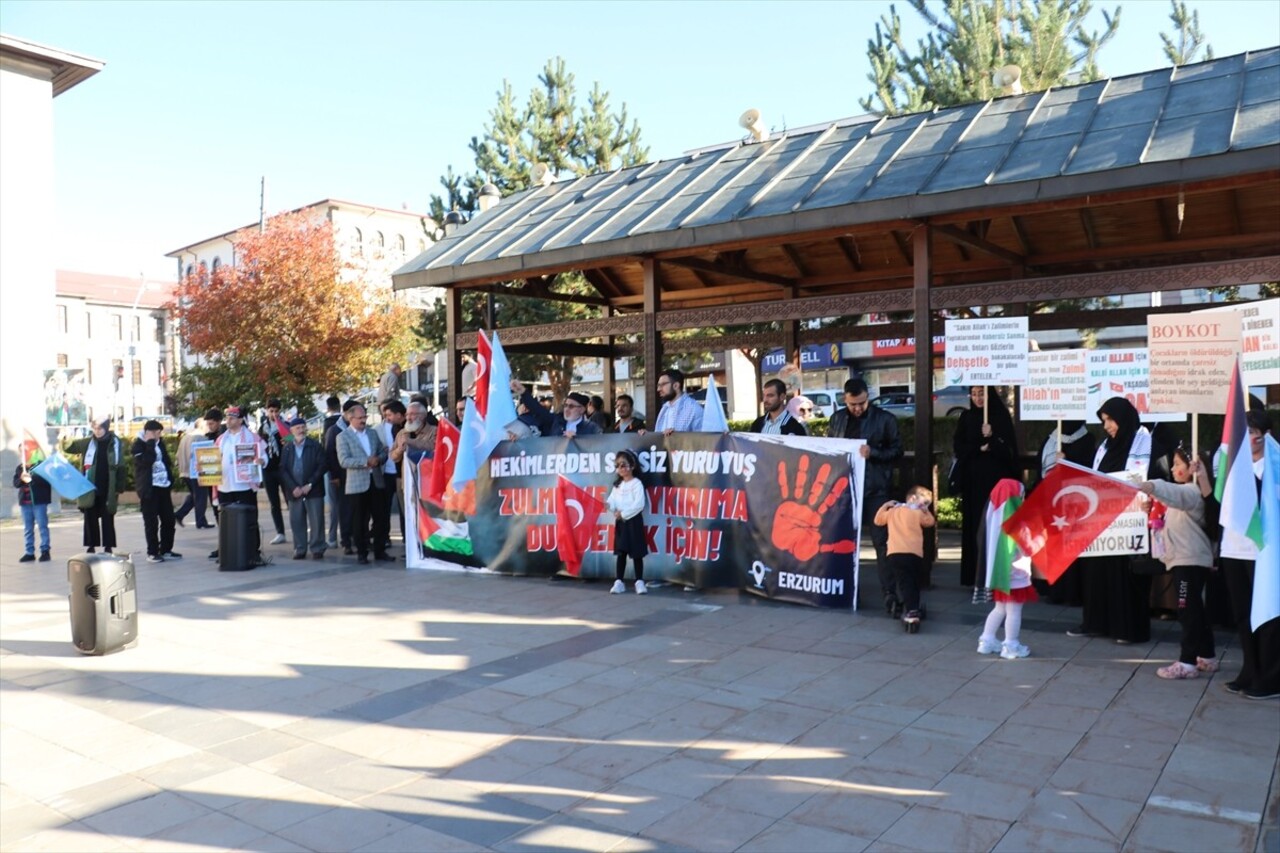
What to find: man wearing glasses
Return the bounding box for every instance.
[651,368,703,435]
[828,377,903,613]
[750,379,807,436]
[520,388,602,437]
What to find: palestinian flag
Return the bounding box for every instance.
[22,429,45,467]
[982,478,1025,593]
[1216,358,1262,548]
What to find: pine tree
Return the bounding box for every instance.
[860,0,1121,116]
[1160,0,1214,66]
[422,58,649,403]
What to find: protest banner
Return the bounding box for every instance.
[1086,348,1183,424]
[1147,311,1242,414]
[944,317,1029,386]
[1194,298,1279,387]
[405,432,866,610]
[1020,349,1089,421]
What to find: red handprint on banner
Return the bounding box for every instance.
[771,455,856,561]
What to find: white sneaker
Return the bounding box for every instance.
[977,637,1001,655]
[1001,642,1030,660]
[270,533,287,545]
[634,580,648,595]
[610,580,626,594]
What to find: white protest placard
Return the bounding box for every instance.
[1086,348,1184,423]
[1194,298,1280,387]
[1020,349,1089,421]
[944,317,1029,386]
[1147,312,1242,414]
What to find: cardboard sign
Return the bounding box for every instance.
[1086,348,1184,424]
[1020,349,1089,421]
[1147,312,1242,414]
[195,446,222,487]
[1194,298,1279,387]
[944,318,1029,386]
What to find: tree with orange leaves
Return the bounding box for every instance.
[172,212,421,413]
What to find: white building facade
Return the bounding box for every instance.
[52,270,177,428]
[0,34,102,517]
[165,199,441,394]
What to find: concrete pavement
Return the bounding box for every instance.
[1,503,1277,852]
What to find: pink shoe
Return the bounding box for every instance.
[1157,662,1199,680]
[1195,656,1219,673]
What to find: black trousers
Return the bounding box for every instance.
[331,478,353,547]
[262,467,286,534]
[141,486,176,556]
[81,504,116,549]
[1172,564,1214,665]
[349,486,389,557]
[888,552,924,613]
[382,473,400,544]
[1222,557,1280,693]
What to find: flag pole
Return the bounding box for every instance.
[1192,414,1198,461]
[1056,418,1062,457]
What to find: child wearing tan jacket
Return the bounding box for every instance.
[874,485,936,632]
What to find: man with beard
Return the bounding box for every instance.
[749,379,807,436]
[651,368,703,434]
[828,377,903,613]
[280,417,327,560]
[378,399,407,545]
[337,404,390,565]
[610,394,646,433]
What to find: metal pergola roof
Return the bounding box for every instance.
[393,47,1280,486]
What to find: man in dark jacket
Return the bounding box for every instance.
[280,417,327,559]
[749,379,807,436]
[324,399,358,553]
[133,419,180,563]
[828,377,903,612]
[258,399,288,545]
[517,385,602,437]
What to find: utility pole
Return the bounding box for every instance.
[259,176,266,232]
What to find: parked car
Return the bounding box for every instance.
[871,393,915,418]
[803,388,843,418]
[931,385,972,417]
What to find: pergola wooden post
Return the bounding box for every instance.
[912,225,934,490]
[642,258,662,423]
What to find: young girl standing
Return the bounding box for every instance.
[607,450,648,594]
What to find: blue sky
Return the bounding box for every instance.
[3,0,1277,281]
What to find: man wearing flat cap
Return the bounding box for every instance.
[213,405,266,561]
[515,385,602,438]
[280,417,327,559]
[133,420,180,563]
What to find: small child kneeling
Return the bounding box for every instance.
[873,485,936,633]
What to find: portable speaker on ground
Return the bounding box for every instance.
[68,553,138,655]
[218,503,258,571]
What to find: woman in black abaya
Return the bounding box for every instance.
[953,386,1020,589]
[1069,396,1153,644]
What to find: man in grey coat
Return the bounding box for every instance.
[337,404,389,564]
[280,417,327,560]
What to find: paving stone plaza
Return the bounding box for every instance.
[1,506,1277,852]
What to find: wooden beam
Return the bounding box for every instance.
[445,286,461,406]
[643,258,661,423]
[1009,215,1033,255]
[466,280,610,307]
[1027,231,1279,267]
[890,230,913,265]
[781,244,810,278]
[662,256,796,288]
[913,226,933,493]
[505,341,616,358]
[1079,208,1099,250]
[932,222,1026,267]
[836,236,863,272]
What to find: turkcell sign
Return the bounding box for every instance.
[762,344,841,372]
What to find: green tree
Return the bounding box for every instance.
[1160,0,1213,66]
[421,57,649,402]
[860,0,1121,116]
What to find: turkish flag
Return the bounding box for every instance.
[475,331,491,419]
[555,475,606,576]
[426,419,460,506]
[1002,460,1141,584]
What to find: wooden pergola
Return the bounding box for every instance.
[394,48,1280,487]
